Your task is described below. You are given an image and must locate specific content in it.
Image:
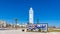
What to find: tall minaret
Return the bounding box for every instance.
[29,7,34,24]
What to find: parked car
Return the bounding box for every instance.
[22,29,25,32]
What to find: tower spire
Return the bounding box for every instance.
[29,7,34,24]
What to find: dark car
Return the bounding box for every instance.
[22,29,25,32]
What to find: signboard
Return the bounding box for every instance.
[27,23,48,32]
[36,24,47,28]
[35,24,48,32]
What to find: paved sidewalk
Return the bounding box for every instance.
[0,30,60,34]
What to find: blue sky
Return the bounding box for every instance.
[0,0,60,27]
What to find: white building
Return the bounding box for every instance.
[0,20,7,28]
[29,7,34,24]
[19,24,27,28]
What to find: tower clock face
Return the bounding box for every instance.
[29,10,33,13]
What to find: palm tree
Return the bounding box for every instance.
[27,21,29,25]
[14,18,18,29]
[37,18,40,24]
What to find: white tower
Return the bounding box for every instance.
[29,7,34,24]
